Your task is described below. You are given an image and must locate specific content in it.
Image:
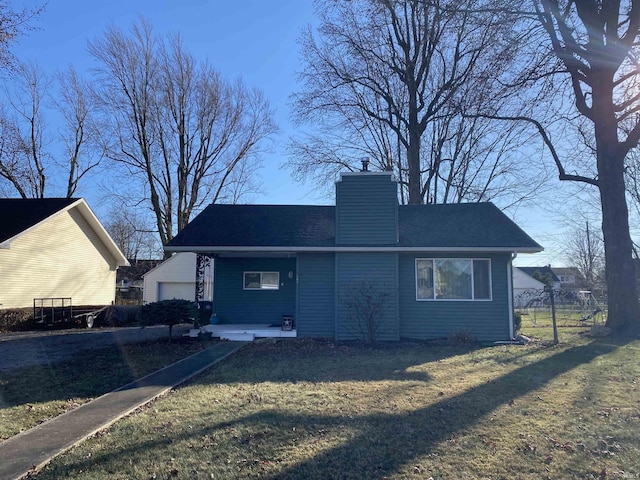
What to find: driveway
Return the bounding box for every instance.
[0,324,192,372]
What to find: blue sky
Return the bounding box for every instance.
[6,0,574,267]
[9,0,318,202]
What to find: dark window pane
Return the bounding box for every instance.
[244,272,260,289]
[473,260,491,299]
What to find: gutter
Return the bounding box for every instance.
[508,252,517,339]
[165,245,544,254]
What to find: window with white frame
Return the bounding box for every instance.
[243,271,280,290]
[415,258,491,300]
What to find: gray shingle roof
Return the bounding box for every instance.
[166,202,541,251]
[398,203,540,248]
[167,205,335,248]
[0,198,78,243]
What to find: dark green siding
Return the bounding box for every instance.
[296,253,335,337]
[398,253,512,342]
[335,173,398,245]
[335,252,399,341]
[213,257,296,325]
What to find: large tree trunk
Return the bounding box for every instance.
[407,94,422,204]
[599,149,640,333]
[407,134,422,204]
[594,74,640,333]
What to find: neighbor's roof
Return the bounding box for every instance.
[517,266,560,282]
[0,198,77,244]
[0,198,129,267]
[166,202,542,253]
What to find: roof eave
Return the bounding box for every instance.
[0,199,130,267]
[165,245,544,254]
[0,199,83,250]
[73,200,130,267]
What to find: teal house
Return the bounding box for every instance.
[165,171,542,342]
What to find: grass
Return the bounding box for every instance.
[26,318,640,480]
[0,336,219,441]
[520,304,608,329]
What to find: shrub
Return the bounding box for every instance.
[513,311,522,332]
[449,327,475,345]
[0,308,34,332]
[340,280,394,343]
[137,299,198,342]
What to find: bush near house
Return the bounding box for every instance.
[0,308,34,332]
[137,299,198,342]
[514,311,522,332]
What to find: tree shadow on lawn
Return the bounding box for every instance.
[259,340,623,479]
[206,339,493,385]
[42,340,622,479]
[0,337,205,408]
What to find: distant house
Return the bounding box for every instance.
[165,172,542,342]
[552,267,589,293]
[116,259,162,304]
[512,267,545,308]
[516,266,561,291]
[0,198,129,309]
[142,252,197,304]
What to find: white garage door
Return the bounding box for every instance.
[157,282,195,301]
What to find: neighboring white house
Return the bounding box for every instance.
[0,198,129,309]
[512,267,546,308]
[143,252,197,304]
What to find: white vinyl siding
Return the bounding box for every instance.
[0,208,118,309]
[143,253,197,304]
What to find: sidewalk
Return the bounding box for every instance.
[0,341,246,480]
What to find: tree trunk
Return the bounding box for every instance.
[407,97,422,205]
[598,148,640,333]
[407,138,421,204]
[593,72,640,333]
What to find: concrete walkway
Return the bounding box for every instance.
[0,341,246,480]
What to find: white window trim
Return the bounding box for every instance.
[415,258,493,301]
[243,271,280,290]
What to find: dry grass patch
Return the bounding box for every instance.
[0,337,219,440]
[31,327,640,480]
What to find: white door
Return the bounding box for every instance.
[157,282,195,301]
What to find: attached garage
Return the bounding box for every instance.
[143,253,197,304]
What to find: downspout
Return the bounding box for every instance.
[295,255,300,337]
[507,253,517,339]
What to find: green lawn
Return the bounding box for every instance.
[29,320,640,480]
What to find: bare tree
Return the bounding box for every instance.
[565,221,605,292]
[88,19,277,248]
[290,0,527,205]
[624,151,640,257]
[0,63,101,198]
[0,63,49,197]
[499,1,640,333]
[0,2,44,71]
[55,67,102,197]
[0,2,46,196]
[103,204,161,260]
[0,107,31,197]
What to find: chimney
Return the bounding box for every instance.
[335,171,398,245]
[361,158,370,172]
